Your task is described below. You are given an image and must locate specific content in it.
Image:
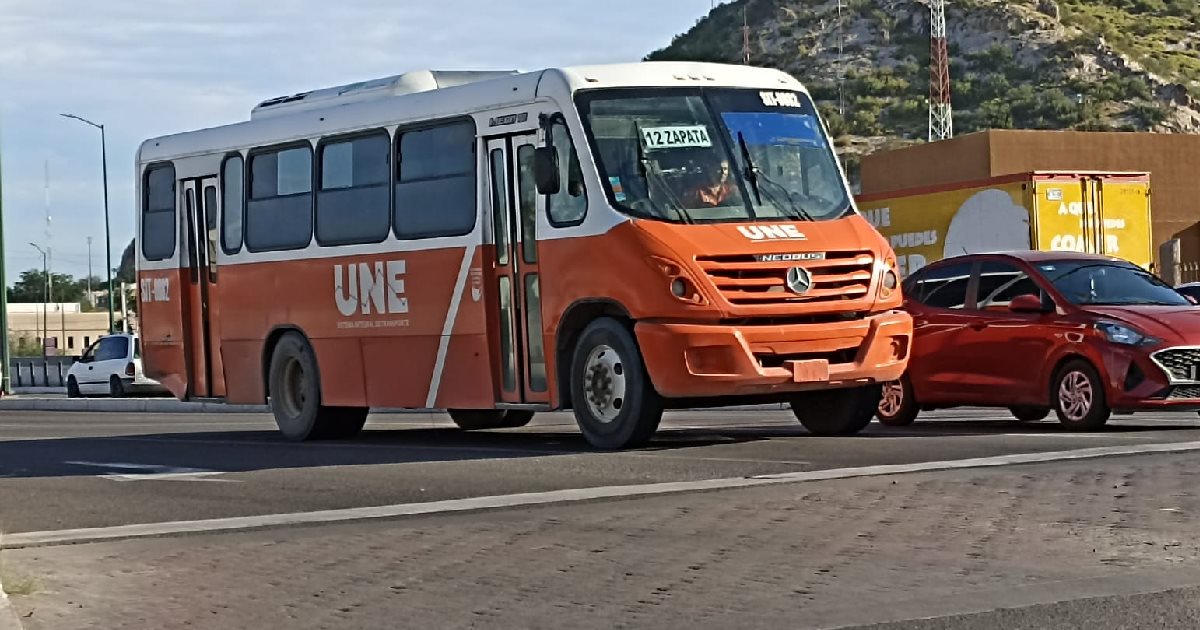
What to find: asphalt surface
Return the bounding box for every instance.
[4,407,1200,628]
[1,408,1199,534]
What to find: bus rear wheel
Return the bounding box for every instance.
[569,318,662,450]
[268,332,365,441]
[792,385,882,436]
[449,409,535,430]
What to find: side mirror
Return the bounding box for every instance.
[533,147,560,195]
[1009,294,1051,313]
[1186,294,1198,305]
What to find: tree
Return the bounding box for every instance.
[7,269,85,304]
[116,238,135,284]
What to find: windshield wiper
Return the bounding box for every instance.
[634,121,694,224]
[736,131,814,221]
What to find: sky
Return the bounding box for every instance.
[0,0,716,282]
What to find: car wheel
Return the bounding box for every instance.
[109,375,126,398]
[569,318,663,450]
[1010,406,1050,422]
[876,377,919,427]
[268,332,363,441]
[67,376,81,399]
[1052,360,1110,431]
[792,385,882,436]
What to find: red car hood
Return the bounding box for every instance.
[1085,306,1200,343]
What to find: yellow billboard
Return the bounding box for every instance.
[857,179,1030,277]
[1030,177,1153,269]
[856,172,1153,277]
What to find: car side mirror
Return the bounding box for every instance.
[1186,294,1198,305]
[1009,294,1051,313]
[533,146,560,195]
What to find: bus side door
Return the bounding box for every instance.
[484,133,550,405]
[180,176,226,398]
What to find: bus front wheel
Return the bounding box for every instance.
[569,318,663,450]
[268,332,366,441]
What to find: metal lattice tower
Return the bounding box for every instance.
[928,0,953,141]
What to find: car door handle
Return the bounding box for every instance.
[968,322,987,331]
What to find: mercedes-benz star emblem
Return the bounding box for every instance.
[786,267,813,294]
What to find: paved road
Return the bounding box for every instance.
[2,408,1200,628]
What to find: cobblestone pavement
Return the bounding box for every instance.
[6,451,1200,629]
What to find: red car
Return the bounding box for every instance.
[877,251,1200,430]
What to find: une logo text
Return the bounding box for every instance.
[737,225,807,241]
[335,261,408,316]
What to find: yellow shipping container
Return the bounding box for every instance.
[855,171,1153,277]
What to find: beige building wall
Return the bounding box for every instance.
[7,309,111,356]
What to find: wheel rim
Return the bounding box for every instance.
[879,381,905,417]
[1058,370,1093,422]
[280,356,308,418]
[583,344,626,424]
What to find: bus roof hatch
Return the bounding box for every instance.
[250,70,520,120]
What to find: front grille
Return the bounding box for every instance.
[1168,386,1200,400]
[755,348,857,369]
[696,251,875,306]
[1152,348,1200,382]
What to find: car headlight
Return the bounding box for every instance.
[1094,321,1157,346]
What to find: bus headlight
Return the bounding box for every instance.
[877,258,900,299]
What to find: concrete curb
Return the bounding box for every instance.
[0,535,24,630]
[0,398,268,414]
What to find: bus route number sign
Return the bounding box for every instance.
[641,125,712,150]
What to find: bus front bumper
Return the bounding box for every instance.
[635,310,912,399]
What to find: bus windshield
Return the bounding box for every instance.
[577,87,851,224]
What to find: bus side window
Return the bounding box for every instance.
[546,120,586,227]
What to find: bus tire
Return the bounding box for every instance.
[791,385,881,436]
[268,332,350,441]
[569,318,662,450]
[497,410,535,428]
[449,409,535,430]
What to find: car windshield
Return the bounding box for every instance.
[577,87,851,224]
[1037,260,1189,306]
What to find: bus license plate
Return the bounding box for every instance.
[788,360,830,383]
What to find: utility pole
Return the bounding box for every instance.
[31,243,47,359]
[742,7,751,65]
[928,0,954,141]
[837,0,845,116]
[87,236,94,308]
[0,124,10,394]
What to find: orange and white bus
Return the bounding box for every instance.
[136,62,911,449]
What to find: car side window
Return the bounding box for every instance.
[911,262,972,310]
[977,261,1043,311]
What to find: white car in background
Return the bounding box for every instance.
[66,333,166,398]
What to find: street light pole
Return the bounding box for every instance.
[60,113,114,332]
[31,243,47,359]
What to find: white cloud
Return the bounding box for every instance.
[1,0,708,277]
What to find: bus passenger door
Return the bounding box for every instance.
[181,176,225,398]
[484,134,550,405]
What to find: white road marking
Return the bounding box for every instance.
[9,440,1200,549]
[425,245,476,409]
[64,461,232,482]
